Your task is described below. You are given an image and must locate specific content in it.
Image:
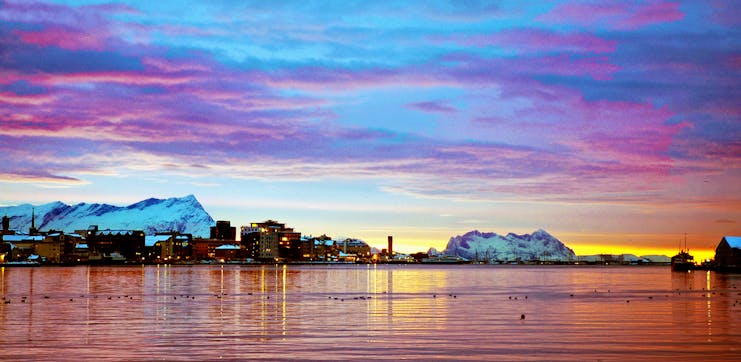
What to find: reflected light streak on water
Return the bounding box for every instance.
[0,265,739,361]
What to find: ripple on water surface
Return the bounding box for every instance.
[0,265,739,360]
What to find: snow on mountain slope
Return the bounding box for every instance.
[0,195,214,237]
[444,229,576,262]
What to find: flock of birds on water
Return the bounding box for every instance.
[3,283,740,322]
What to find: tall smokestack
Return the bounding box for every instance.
[387,235,393,257]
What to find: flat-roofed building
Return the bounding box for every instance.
[241,220,301,261]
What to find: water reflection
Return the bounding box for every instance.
[0,265,739,360]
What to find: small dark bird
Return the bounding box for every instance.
[520,314,525,320]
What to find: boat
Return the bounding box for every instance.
[671,250,695,271]
[671,234,695,272]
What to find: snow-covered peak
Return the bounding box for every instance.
[0,195,215,237]
[445,229,576,262]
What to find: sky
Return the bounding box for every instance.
[0,0,739,259]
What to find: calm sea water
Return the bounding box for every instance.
[0,265,739,361]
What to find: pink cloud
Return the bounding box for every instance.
[538,1,684,30]
[468,80,686,190]
[36,71,196,86]
[14,26,107,50]
[0,171,85,185]
[619,1,684,29]
[0,92,55,105]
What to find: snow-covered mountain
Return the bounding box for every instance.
[0,195,214,237]
[444,229,576,262]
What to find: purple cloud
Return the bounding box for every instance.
[440,29,617,54]
[406,101,457,114]
[538,1,684,30]
[0,0,737,216]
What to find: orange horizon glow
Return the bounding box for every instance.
[365,231,724,262]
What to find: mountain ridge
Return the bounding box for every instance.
[445,229,576,261]
[0,195,214,237]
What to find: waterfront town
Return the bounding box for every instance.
[0,214,395,265]
[1,214,740,270]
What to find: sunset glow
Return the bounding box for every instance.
[0,0,739,257]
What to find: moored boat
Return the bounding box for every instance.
[671,250,695,271]
[671,234,695,272]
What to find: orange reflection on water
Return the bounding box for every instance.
[0,265,739,360]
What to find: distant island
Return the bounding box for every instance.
[1,195,671,266]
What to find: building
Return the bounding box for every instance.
[0,232,81,264]
[70,242,89,263]
[387,235,393,256]
[240,225,261,258]
[34,232,65,263]
[191,238,227,260]
[340,238,371,259]
[1,234,44,262]
[210,220,236,241]
[715,236,741,271]
[214,244,241,261]
[299,235,334,260]
[313,236,337,261]
[1,215,15,235]
[88,227,145,262]
[144,232,193,262]
[240,220,301,261]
